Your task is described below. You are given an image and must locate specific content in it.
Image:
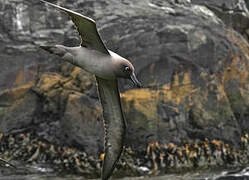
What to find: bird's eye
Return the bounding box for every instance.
[124,66,131,72]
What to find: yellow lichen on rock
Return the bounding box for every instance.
[70,67,82,79]
[217,84,227,101]
[0,82,33,104]
[225,30,249,86]
[121,88,157,119]
[223,56,247,84]
[161,71,198,105]
[121,71,199,119]
[228,29,249,60]
[14,71,25,86]
[36,74,64,93]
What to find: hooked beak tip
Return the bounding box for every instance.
[130,74,142,88]
[136,82,143,88]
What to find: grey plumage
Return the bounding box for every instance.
[96,78,126,180]
[39,1,141,179]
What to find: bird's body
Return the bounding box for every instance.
[39,1,141,179]
[74,47,113,79]
[53,45,116,79]
[45,45,135,80]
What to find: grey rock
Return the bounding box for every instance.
[0,83,37,133]
[191,0,249,41]
[61,93,103,154]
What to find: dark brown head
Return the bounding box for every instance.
[114,59,142,88]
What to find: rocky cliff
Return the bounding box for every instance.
[1,0,249,157]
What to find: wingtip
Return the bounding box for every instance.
[101,147,123,180]
[40,0,53,6]
[101,166,115,180]
[39,0,96,24]
[39,45,53,53]
[40,0,47,3]
[40,0,55,6]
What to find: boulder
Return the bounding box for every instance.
[0,83,37,133]
[61,92,103,154]
[31,64,104,154]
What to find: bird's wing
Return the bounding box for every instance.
[96,77,126,180]
[40,0,110,55]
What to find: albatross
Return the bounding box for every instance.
[39,0,142,179]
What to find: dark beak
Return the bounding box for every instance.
[130,73,142,88]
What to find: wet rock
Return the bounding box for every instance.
[144,136,249,174]
[0,130,249,177]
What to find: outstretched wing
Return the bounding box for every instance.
[96,77,126,180]
[40,0,109,55]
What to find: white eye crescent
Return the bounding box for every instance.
[124,66,131,72]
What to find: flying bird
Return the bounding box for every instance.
[39,0,142,179]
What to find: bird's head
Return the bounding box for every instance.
[114,59,142,88]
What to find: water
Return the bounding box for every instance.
[1,166,249,180]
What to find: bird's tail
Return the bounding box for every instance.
[40,45,68,57]
[40,45,76,66]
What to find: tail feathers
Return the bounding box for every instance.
[40,45,68,57]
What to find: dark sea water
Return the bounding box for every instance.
[1,165,249,180]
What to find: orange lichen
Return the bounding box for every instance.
[70,67,82,79]
[217,84,227,101]
[188,151,197,158]
[37,74,64,93]
[121,71,199,119]
[185,144,190,155]
[121,88,157,119]
[14,71,25,86]
[212,139,223,149]
[147,141,160,154]
[228,29,249,60]
[224,30,249,91]
[0,82,33,103]
[223,55,248,84]
[145,134,249,171]
[168,143,175,149]
[161,71,198,105]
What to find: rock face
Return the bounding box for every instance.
[0,83,37,132]
[191,0,249,41]
[32,65,103,154]
[0,0,249,156]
